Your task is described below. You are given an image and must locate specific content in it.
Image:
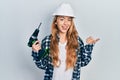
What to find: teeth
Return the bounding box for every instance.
[62,26,67,29]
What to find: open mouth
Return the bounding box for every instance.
[62,26,68,30]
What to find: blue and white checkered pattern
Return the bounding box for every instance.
[32,34,94,80]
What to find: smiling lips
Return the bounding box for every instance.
[62,26,68,30]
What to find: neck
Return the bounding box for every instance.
[59,33,67,44]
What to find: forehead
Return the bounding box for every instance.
[57,16,73,19]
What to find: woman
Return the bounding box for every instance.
[31,3,99,80]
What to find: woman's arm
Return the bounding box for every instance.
[80,42,94,67]
[31,35,51,70]
[78,36,99,67]
[32,49,49,70]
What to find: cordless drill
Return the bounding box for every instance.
[28,22,42,47]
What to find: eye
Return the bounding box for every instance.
[59,18,64,21]
[68,18,72,21]
[68,19,72,21]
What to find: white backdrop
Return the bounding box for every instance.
[0,0,120,80]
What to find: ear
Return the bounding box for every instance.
[55,22,57,25]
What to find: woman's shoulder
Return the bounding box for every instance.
[43,34,51,39]
[42,34,51,43]
[77,36,84,45]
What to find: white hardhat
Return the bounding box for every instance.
[52,3,75,17]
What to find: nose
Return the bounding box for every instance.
[64,19,68,25]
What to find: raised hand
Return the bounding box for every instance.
[86,36,100,44]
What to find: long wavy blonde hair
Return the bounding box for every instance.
[50,16,79,70]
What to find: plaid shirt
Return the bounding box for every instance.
[32,34,94,80]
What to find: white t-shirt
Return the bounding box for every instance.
[52,42,73,80]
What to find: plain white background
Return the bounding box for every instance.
[0,0,120,80]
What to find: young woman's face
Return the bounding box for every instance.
[56,16,72,34]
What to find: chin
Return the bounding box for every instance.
[61,30,67,33]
